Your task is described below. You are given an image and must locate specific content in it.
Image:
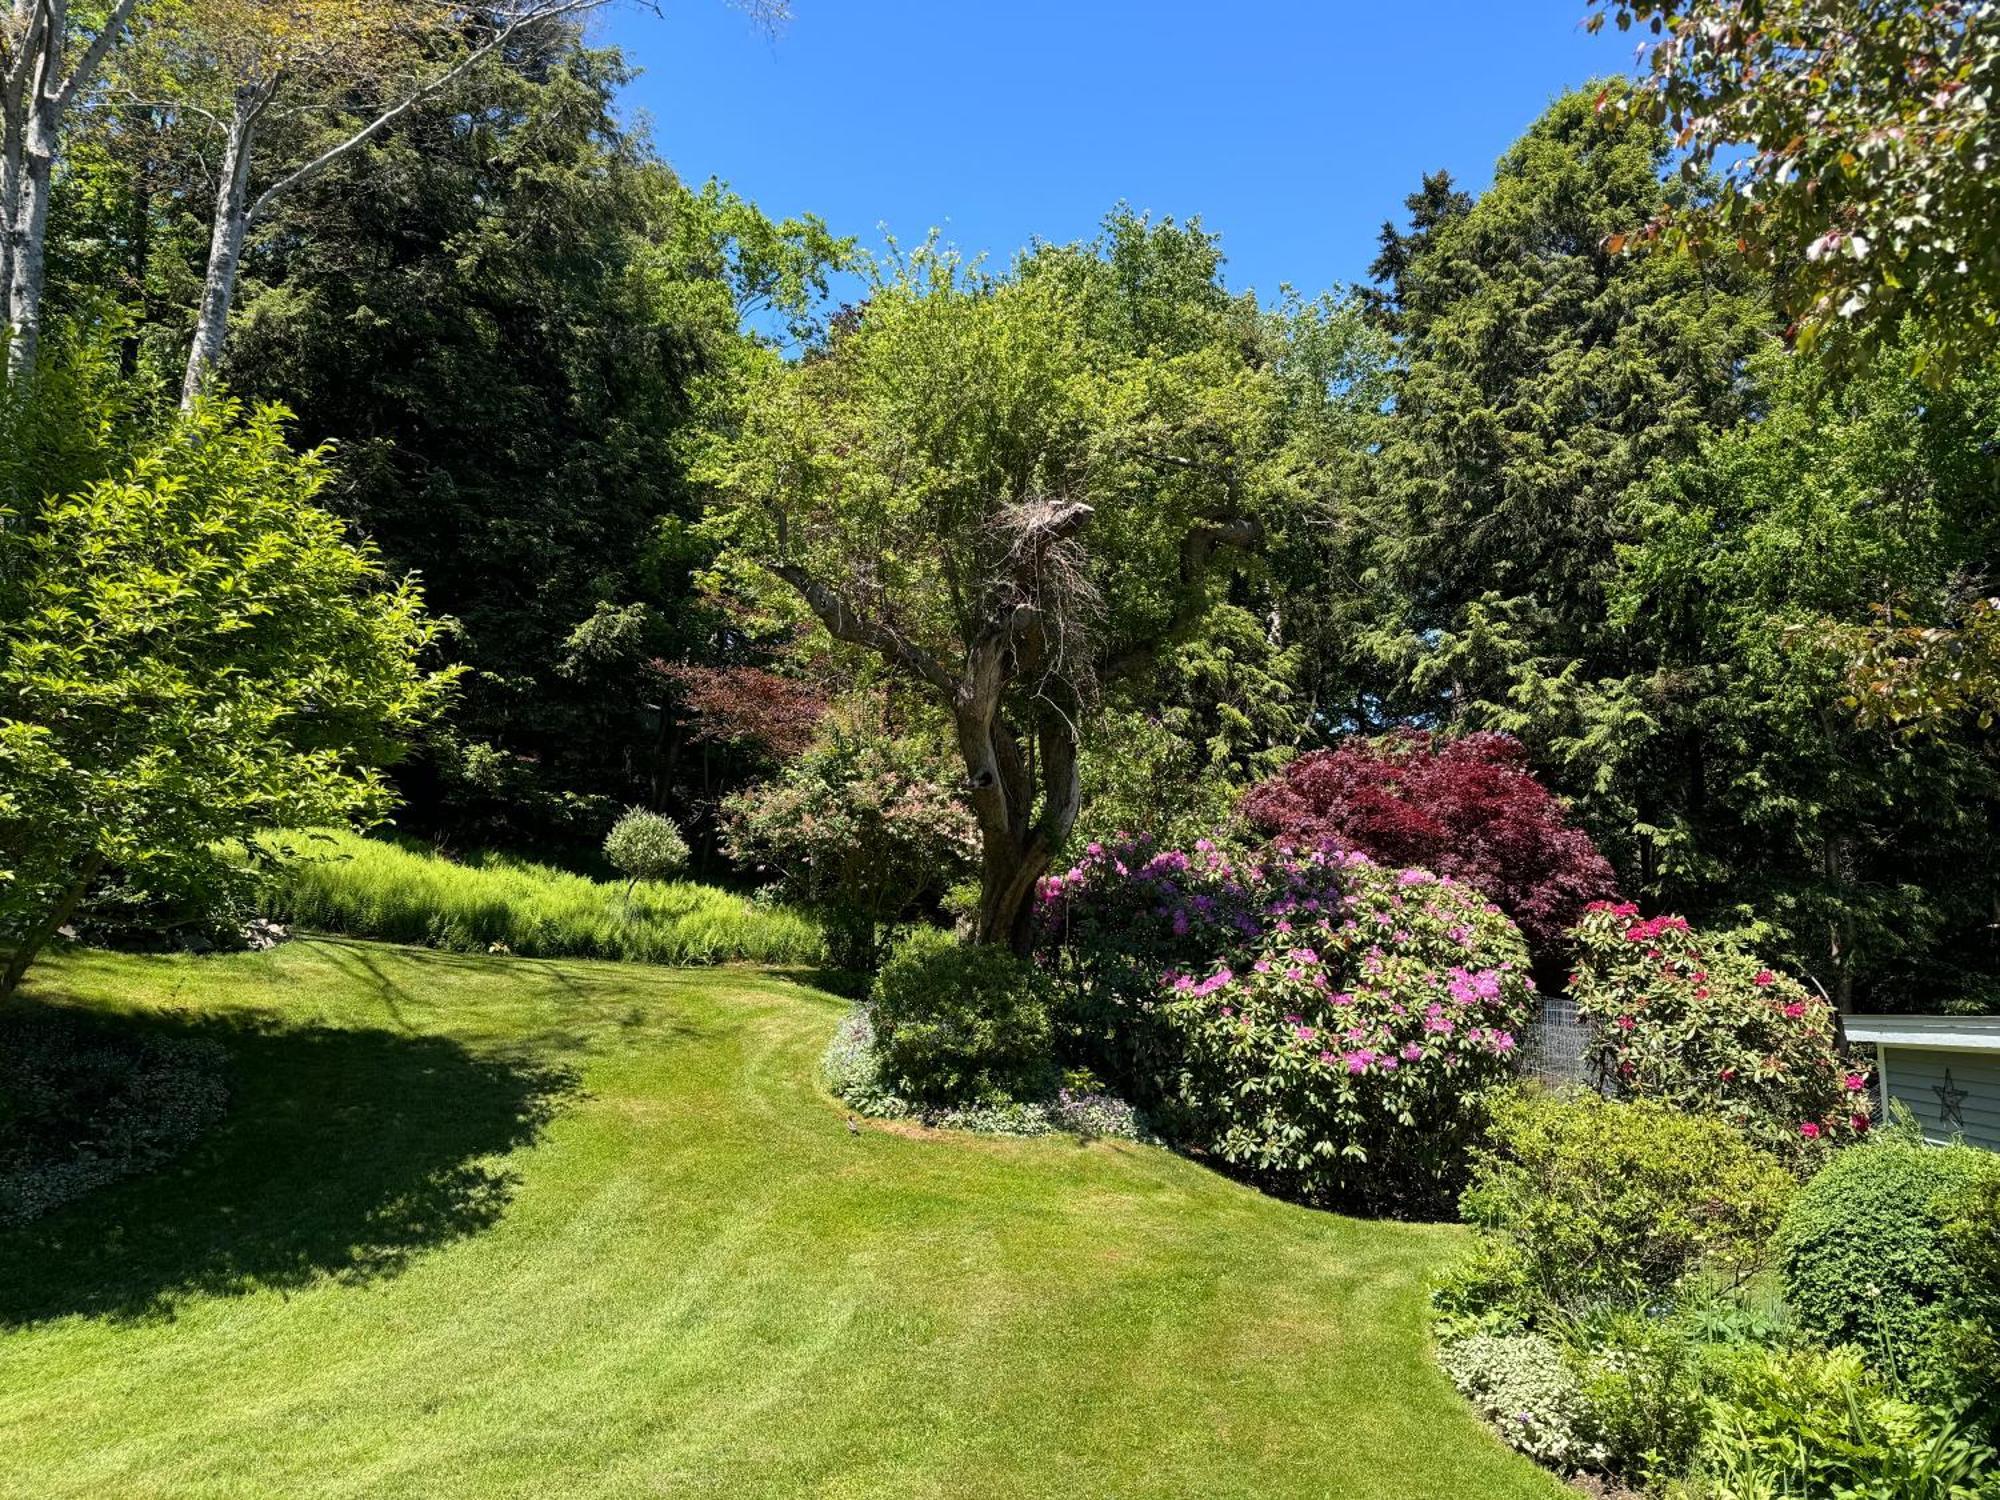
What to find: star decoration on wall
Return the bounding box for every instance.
[1934,1068,1969,1131]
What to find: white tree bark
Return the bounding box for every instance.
[179,83,262,407]
[177,0,607,406]
[2,0,142,384]
[0,0,32,323]
[5,89,54,380]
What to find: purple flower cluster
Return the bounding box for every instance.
[1041,830,1539,1214]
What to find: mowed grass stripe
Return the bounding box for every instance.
[0,939,1558,1500]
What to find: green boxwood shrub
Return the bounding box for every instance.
[1567,904,1873,1170]
[1945,1174,2000,1435]
[1775,1136,2000,1380]
[870,929,1054,1107]
[1453,1090,1795,1317]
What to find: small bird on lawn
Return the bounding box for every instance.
[846,1115,859,1135]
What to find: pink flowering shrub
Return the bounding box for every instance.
[1040,836,1535,1214]
[1567,902,1872,1170]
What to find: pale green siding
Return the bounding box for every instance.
[1883,1047,2000,1152]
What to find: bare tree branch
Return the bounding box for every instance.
[51,0,138,114]
[768,561,959,698]
[246,0,606,225]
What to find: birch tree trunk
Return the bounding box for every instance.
[1,0,141,383]
[1,107,20,327]
[179,87,259,408]
[4,97,53,382]
[0,0,37,364]
[176,3,603,406]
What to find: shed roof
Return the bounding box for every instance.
[1843,1015,2000,1052]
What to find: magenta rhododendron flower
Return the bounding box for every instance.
[1039,830,1536,1214]
[1799,1121,1821,1139]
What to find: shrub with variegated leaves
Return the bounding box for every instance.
[1567,902,1871,1170]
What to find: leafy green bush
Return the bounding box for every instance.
[1435,1333,1605,1471]
[721,726,978,971]
[1567,904,1873,1169]
[602,808,689,894]
[1572,1309,1729,1488]
[1776,1136,2000,1385]
[1690,1344,1998,1500]
[869,929,1055,1107]
[1945,1174,2000,1439]
[263,829,823,966]
[0,398,454,995]
[819,1004,1148,1140]
[1453,1090,1795,1318]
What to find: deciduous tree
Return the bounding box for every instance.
[2,0,145,379]
[1589,0,1998,373]
[705,216,1355,950]
[0,397,454,994]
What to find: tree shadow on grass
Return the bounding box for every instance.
[0,1001,579,1328]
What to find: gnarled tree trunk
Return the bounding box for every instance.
[773,500,1093,954]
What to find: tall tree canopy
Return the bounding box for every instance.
[1349,81,1775,722]
[192,38,843,848]
[705,215,1378,949]
[1335,83,2000,1009]
[1590,0,1999,373]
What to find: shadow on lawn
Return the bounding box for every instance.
[0,1001,578,1327]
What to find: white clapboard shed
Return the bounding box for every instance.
[1843,1015,2000,1152]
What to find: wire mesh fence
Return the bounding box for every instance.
[1519,991,1597,1089]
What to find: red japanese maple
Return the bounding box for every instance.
[651,662,828,763]
[1240,731,1618,957]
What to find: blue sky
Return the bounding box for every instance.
[598,2,1640,304]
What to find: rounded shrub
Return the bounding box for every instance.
[1776,1137,1999,1370]
[870,929,1054,1107]
[603,807,689,889]
[1944,1174,2000,1425]
[1567,903,1872,1169]
[1166,854,1537,1214]
[1044,837,1536,1214]
[1239,729,1618,965]
[1456,1089,1795,1316]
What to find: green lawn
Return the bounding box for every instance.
[0,939,1559,1499]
